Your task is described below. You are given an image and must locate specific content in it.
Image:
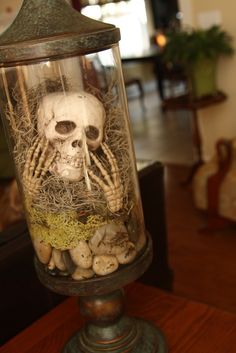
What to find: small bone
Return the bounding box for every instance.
[88,143,123,213]
[23,137,56,197]
[93,255,119,276]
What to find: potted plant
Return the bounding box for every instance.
[162,25,234,98]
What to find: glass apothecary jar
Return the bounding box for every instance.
[0,3,147,282]
[0,4,167,353]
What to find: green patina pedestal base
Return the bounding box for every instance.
[63,317,166,353]
[63,289,167,353]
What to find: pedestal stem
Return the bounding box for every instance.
[63,288,167,353]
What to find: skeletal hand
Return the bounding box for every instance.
[88,143,123,213]
[23,136,56,197]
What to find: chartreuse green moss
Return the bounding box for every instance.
[27,206,106,250]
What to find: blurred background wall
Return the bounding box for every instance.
[179,0,236,161]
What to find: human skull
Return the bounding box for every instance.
[37,91,105,181]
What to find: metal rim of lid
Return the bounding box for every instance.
[0,0,121,67]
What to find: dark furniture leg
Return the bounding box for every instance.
[138,161,173,290]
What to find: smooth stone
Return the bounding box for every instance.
[72,267,95,281]
[116,242,137,265]
[89,223,129,255]
[48,256,56,270]
[52,248,66,271]
[33,238,52,264]
[69,240,93,269]
[93,255,119,276]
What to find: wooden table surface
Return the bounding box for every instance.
[1,282,236,353]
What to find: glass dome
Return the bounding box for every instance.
[0,0,147,282]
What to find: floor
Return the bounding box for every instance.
[128,83,236,314]
[128,81,198,166]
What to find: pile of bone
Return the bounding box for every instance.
[33,223,137,281]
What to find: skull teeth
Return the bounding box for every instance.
[56,154,82,168]
[53,156,83,168]
[61,159,82,168]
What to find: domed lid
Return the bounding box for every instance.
[0,0,120,67]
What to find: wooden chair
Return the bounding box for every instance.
[124,77,145,111]
[193,139,236,230]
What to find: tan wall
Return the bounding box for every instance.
[179,0,236,161]
[178,0,193,27]
[0,0,22,12]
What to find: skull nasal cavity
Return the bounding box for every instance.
[72,140,82,148]
[55,121,76,134]
[85,125,99,140]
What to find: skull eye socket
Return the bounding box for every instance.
[85,125,99,140]
[55,121,76,135]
